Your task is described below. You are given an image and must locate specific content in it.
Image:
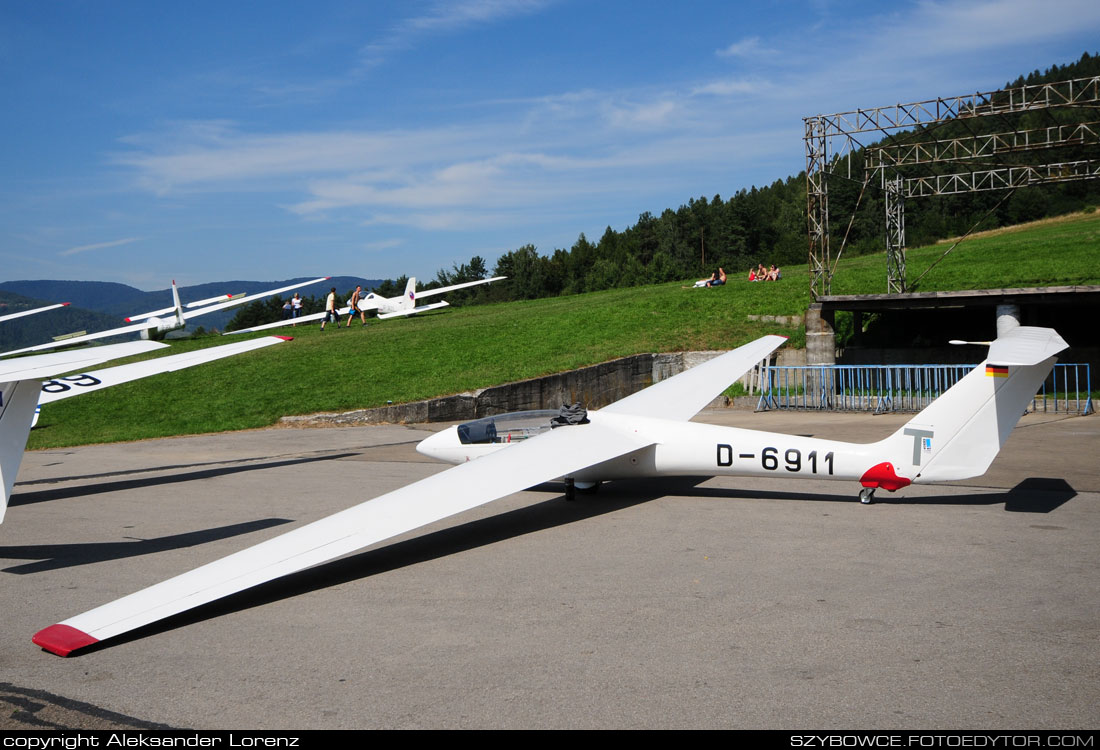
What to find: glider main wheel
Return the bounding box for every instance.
[859,487,876,505]
[575,480,600,495]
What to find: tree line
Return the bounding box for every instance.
[228,52,1099,329]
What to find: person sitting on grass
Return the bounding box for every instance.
[685,272,716,288]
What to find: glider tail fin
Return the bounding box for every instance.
[402,277,417,309]
[0,379,42,524]
[870,326,1067,487]
[171,280,184,328]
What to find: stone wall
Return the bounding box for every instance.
[281,350,730,427]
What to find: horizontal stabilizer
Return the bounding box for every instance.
[986,326,1069,366]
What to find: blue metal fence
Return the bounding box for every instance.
[755,362,1093,415]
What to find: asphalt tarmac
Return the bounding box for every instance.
[1,410,1097,730]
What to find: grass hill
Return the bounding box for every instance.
[25,211,1100,450]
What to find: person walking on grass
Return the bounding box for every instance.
[320,287,337,331]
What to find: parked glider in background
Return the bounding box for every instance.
[0,335,293,525]
[0,302,70,324]
[1,278,328,357]
[224,275,507,335]
[31,325,1067,656]
[361,276,506,320]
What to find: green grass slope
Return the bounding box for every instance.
[828,211,1100,294]
[27,211,1099,449]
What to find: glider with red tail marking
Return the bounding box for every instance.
[31,326,1066,656]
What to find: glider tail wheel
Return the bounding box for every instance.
[859,487,876,505]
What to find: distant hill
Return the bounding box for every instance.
[0,276,381,346]
[0,289,127,350]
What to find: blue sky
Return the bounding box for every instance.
[2,0,1098,290]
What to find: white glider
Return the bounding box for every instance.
[1,278,328,356]
[0,302,70,324]
[31,326,1066,656]
[0,336,293,525]
[364,276,506,320]
[223,275,505,334]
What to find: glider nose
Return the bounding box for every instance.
[416,425,461,461]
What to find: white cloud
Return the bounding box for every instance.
[692,78,765,97]
[717,36,771,58]
[901,0,1100,53]
[360,0,557,69]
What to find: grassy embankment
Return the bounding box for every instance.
[27,211,1100,449]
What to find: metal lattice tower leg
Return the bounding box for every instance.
[884,173,906,293]
[805,117,830,299]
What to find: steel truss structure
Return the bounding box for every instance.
[804,76,1100,297]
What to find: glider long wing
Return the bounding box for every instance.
[413,276,506,300]
[0,320,173,357]
[179,277,331,322]
[602,334,787,422]
[0,302,70,324]
[221,307,349,335]
[33,419,653,655]
[37,336,292,405]
[0,341,169,382]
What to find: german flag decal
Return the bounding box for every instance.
[986,364,1009,377]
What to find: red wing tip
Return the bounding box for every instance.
[324,276,332,280]
[33,624,99,656]
[62,302,71,306]
[274,335,294,341]
[124,317,133,322]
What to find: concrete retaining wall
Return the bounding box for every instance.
[281,350,732,427]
